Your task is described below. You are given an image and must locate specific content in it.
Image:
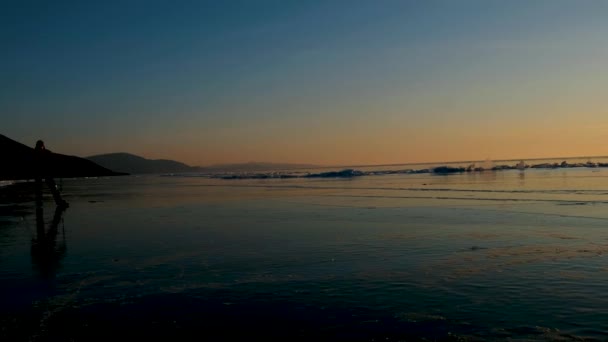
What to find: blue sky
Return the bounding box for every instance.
[2,0,608,165]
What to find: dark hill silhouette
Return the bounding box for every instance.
[87,153,197,174]
[0,134,126,180]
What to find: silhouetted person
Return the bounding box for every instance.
[31,205,67,278]
[34,140,69,207]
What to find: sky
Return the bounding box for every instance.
[2,0,608,166]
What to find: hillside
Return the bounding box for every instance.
[0,134,126,180]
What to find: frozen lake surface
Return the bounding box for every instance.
[2,167,608,341]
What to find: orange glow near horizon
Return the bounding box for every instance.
[86,111,608,167]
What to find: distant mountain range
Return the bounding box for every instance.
[87,153,317,174]
[201,161,318,172]
[86,153,198,174]
[0,134,125,180]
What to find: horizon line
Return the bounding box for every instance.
[324,155,608,170]
[82,150,608,170]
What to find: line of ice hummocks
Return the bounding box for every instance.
[0,180,16,188]
[159,160,608,180]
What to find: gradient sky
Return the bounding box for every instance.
[2,0,608,166]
